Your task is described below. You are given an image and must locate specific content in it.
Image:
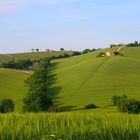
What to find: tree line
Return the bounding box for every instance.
[112,95,140,114]
[0,59,33,70]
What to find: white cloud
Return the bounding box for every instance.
[0,0,27,15]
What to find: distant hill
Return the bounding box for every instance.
[0,47,140,110]
[0,51,73,63]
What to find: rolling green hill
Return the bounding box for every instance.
[0,54,14,63]
[0,47,140,110]
[0,51,73,63]
[52,47,140,109]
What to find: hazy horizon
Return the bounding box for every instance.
[0,0,140,54]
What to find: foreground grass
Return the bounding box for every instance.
[0,109,140,140]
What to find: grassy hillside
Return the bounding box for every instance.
[0,47,140,110]
[0,68,28,110]
[0,54,13,63]
[52,47,140,109]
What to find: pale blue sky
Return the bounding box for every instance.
[0,0,140,53]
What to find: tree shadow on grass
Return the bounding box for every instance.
[47,62,77,111]
[47,62,62,98]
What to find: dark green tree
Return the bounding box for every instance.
[23,58,53,112]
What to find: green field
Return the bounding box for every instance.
[52,47,140,108]
[0,109,140,140]
[0,47,140,110]
[0,54,13,63]
[0,68,28,110]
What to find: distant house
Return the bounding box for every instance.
[45,49,51,52]
[105,51,114,57]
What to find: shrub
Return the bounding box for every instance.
[114,51,123,56]
[63,53,71,58]
[82,49,91,54]
[0,99,14,113]
[60,48,64,51]
[72,51,81,56]
[85,104,97,109]
[96,52,105,57]
[112,95,140,114]
[117,95,128,113]
[112,95,127,106]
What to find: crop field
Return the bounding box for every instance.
[0,109,140,140]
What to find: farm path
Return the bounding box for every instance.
[80,57,109,87]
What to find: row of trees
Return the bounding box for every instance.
[1,59,33,70]
[110,41,140,48]
[23,57,53,112]
[112,95,140,114]
[31,48,40,52]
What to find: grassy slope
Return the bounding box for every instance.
[0,51,73,63]
[0,47,140,110]
[0,68,28,103]
[9,51,72,60]
[0,54,13,63]
[52,47,140,108]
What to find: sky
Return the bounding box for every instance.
[0,0,140,53]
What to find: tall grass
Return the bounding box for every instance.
[0,110,140,140]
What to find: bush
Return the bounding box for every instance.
[114,51,123,56]
[85,104,97,109]
[63,53,71,58]
[96,52,105,57]
[82,49,91,54]
[72,51,81,56]
[0,99,14,113]
[112,95,127,106]
[112,95,140,114]
[1,61,16,69]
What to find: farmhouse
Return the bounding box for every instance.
[105,51,114,57]
[45,49,51,52]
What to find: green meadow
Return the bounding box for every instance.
[53,47,140,108]
[0,68,28,111]
[0,47,140,139]
[0,47,140,110]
